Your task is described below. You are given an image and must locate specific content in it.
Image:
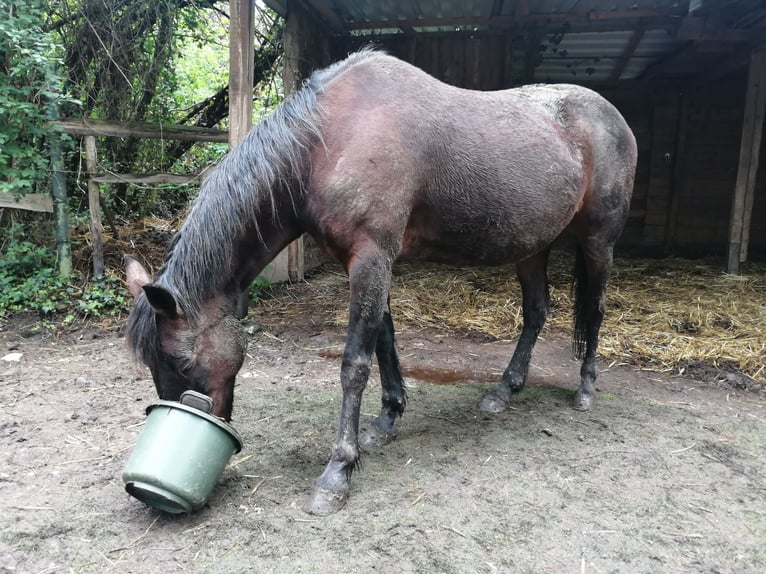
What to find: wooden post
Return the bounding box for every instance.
[229,0,254,147]
[261,0,320,283]
[48,99,71,277]
[727,50,766,274]
[283,1,306,282]
[84,136,104,278]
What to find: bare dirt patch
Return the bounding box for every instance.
[1,268,765,573]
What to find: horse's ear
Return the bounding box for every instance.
[142,284,183,320]
[124,255,152,299]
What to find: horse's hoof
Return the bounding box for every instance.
[573,390,594,411]
[303,486,349,516]
[480,391,509,414]
[360,423,397,448]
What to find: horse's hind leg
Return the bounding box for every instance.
[571,240,613,411]
[304,247,391,515]
[361,296,406,447]
[481,249,550,414]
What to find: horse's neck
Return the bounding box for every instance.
[231,201,304,292]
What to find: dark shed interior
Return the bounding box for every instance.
[264,0,766,271]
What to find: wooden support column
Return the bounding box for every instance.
[229,0,254,146]
[230,0,291,285]
[84,136,104,278]
[283,0,306,282]
[727,50,766,274]
[261,0,331,283]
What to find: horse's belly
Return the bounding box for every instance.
[399,216,561,265]
[399,180,578,264]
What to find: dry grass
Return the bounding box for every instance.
[259,252,766,383]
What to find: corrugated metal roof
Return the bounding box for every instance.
[500,0,685,16]
[333,0,498,25]
[528,28,684,82]
[262,1,765,85]
[266,0,691,28]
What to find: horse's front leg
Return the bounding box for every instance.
[304,250,391,515]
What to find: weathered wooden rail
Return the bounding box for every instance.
[50,119,227,278]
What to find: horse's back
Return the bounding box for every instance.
[306,52,636,265]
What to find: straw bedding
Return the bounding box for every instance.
[258,251,765,385]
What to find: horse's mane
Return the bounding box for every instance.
[127,48,391,364]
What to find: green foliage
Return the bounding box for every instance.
[248,277,273,302]
[0,0,64,196]
[45,0,284,218]
[0,223,129,320]
[77,275,128,317]
[0,224,72,316]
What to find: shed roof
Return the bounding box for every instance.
[265,0,766,84]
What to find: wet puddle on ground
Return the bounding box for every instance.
[318,350,497,385]
[401,365,497,385]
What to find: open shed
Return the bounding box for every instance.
[252,0,766,276]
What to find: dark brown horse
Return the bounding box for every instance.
[125,49,637,515]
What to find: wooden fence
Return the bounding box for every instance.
[51,118,227,278]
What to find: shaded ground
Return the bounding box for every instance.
[1,273,765,574]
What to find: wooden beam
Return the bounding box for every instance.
[346,8,687,31]
[678,15,761,43]
[727,50,766,273]
[0,193,53,212]
[694,45,754,86]
[664,92,690,250]
[229,0,255,147]
[502,31,514,87]
[515,0,528,18]
[641,43,696,81]
[523,29,543,84]
[611,28,645,81]
[283,1,306,282]
[90,173,205,185]
[50,118,228,142]
[303,0,345,32]
[261,0,319,284]
[84,136,104,279]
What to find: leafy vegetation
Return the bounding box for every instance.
[0,1,285,325]
[0,222,129,323]
[0,0,65,196]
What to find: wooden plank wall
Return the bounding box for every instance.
[614,70,765,257]
[336,34,510,90]
[676,78,745,254]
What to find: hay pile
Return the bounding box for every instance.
[259,253,766,384]
[72,217,178,278]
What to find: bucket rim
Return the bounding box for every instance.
[145,400,243,453]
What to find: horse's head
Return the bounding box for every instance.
[124,257,246,420]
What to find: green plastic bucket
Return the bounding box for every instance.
[122,391,243,514]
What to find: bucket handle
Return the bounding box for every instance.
[179,390,214,414]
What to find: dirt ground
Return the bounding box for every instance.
[1,267,765,574]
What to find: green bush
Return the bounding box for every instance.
[0,0,64,196]
[0,230,71,315]
[77,276,127,317]
[0,223,129,320]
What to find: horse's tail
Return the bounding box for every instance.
[572,243,588,359]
